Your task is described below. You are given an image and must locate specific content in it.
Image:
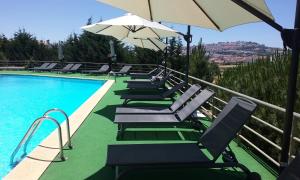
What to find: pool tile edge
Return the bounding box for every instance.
[4,80,115,180]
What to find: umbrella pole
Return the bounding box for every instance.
[184,25,192,85]
[164,37,168,76]
[280,0,300,171]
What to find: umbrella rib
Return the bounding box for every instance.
[122,25,131,31]
[192,0,221,31]
[141,39,145,48]
[149,27,161,39]
[147,0,153,21]
[135,26,146,32]
[95,25,112,34]
[122,25,131,38]
[148,38,163,51]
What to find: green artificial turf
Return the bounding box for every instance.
[1,71,277,180]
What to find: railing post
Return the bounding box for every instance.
[280,0,300,171]
[184,25,192,85]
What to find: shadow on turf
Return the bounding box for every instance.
[86,166,246,180]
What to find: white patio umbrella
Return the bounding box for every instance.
[121,37,167,51]
[96,0,274,31]
[81,13,179,40]
[96,0,275,83]
[97,0,300,171]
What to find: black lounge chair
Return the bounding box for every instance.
[130,68,162,79]
[116,84,201,114]
[109,65,132,76]
[278,152,300,180]
[121,82,185,105]
[107,96,258,180]
[66,63,82,73]
[57,63,74,73]
[125,69,164,84]
[39,63,57,71]
[115,88,215,136]
[126,72,171,90]
[30,63,50,71]
[82,64,109,74]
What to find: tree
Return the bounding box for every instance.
[167,36,184,71]
[189,39,220,82]
[1,29,57,63]
[0,34,8,60]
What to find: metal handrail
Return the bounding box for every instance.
[162,65,300,118]
[43,108,72,149]
[22,108,72,156]
[10,116,65,166]
[160,65,300,167]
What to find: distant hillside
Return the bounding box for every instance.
[183,41,281,64]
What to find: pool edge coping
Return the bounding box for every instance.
[3,76,115,180]
[0,71,112,81]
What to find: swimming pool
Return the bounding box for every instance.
[0,74,105,178]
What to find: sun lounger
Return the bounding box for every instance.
[57,64,74,73]
[39,63,57,71]
[115,88,215,136]
[116,84,202,114]
[107,96,258,180]
[126,72,171,90]
[109,65,132,76]
[66,63,82,72]
[125,70,164,83]
[121,82,185,104]
[82,64,109,74]
[29,63,50,71]
[129,68,162,79]
[278,152,300,180]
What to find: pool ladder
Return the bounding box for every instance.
[10,108,72,166]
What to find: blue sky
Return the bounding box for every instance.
[0,0,296,47]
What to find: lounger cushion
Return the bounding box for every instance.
[116,106,172,114]
[125,79,156,83]
[170,85,201,111]
[116,84,201,114]
[127,83,161,89]
[114,114,178,123]
[121,94,163,100]
[107,143,211,166]
[200,97,257,159]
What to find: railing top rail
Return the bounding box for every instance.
[161,65,300,119]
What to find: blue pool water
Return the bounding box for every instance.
[0,74,105,177]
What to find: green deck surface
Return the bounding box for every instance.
[1,71,277,180]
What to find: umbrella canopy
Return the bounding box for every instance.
[81,13,179,39]
[121,37,167,51]
[97,0,300,171]
[96,0,274,31]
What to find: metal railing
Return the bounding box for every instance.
[161,65,300,168]
[3,61,299,168]
[10,108,71,166]
[0,60,157,73]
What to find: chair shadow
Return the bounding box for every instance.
[85,166,115,180]
[86,166,246,180]
[94,104,120,122]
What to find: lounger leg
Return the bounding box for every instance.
[115,166,119,180]
[171,96,175,102]
[117,124,125,140]
[123,99,130,105]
